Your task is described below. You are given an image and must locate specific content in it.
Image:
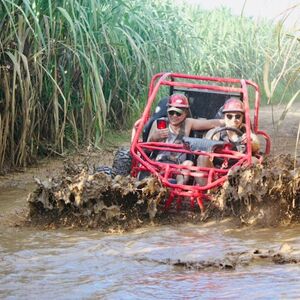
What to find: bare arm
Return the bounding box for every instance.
[239,125,260,153]
[244,132,260,153]
[187,118,225,132]
[250,133,260,153]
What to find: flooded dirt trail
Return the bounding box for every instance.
[1,104,300,299]
[1,211,300,299]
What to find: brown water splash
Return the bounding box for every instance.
[213,154,300,226]
[26,164,167,231]
[26,155,300,230]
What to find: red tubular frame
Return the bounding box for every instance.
[130,73,271,210]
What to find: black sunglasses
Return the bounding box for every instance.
[226,113,242,120]
[168,111,182,117]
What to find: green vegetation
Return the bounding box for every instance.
[268,4,300,158]
[0,0,299,171]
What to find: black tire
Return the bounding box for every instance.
[137,171,150,180]
[94,165,115,177]
[112,147,132,176]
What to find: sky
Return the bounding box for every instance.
[175,0,300,27]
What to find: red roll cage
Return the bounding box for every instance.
[130,72,271,211]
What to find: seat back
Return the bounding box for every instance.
[173,88,242,138]
[142,89,242,141]
[172,87,242,119]
[142,96,168,142]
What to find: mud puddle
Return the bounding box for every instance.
[1,221,300,299]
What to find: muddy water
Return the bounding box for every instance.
[1,187,300,299]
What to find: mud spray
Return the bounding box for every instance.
[25,154,300,232]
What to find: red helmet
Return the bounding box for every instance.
[168,94,189,108]
[222,98,244,113]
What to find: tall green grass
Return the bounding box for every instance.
[0,0,299,171]
[264,3,300,161]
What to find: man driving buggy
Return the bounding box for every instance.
[196,97,260,186]
[147,93,224,184]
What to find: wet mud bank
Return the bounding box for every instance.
[146,244,300,271]
[24,154,300,232]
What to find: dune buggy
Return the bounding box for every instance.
[112,72,271,211]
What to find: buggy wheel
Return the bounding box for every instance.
[112,147,132,176]
[94,165,115,177]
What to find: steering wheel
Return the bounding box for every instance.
[210,126,243,141]
[209,127,246,168]
[209,126,247,154]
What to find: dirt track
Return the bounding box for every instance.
[259,103,300,157]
